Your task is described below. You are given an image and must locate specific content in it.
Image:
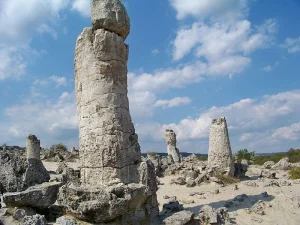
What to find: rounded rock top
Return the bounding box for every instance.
[91,0,130,39]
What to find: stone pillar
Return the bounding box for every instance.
[26,135,41,160]
[208,117,234,177]
[164,129,181,163]
[24,134,50,187]
[75,0,141,186]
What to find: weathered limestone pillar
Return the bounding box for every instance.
[208,117,235,177]
[75,0,141,186]
[24,134,50,187]
[164,129,181,163]
[26,135,41,160]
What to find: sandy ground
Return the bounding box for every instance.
[157,175,300,225]
[2,161,300,225]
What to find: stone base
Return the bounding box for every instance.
[3,182,61,208]
[57,183,158,224]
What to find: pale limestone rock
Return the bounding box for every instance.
[272,157,291,170]
[75,4,140,186]
[24,135,50,187]
[164,129,181,163]
[208,117,234,177]
[91,0,130,39]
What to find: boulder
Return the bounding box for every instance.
[3,182,61,208]
[263,161,275,169]
[57,183,156,224]
[162,200,183,214]
[163,210,194,225]
[56,216,78,225]
[272,157,291,170]
[199,205,230,225]
[91,0,130,39]
[21,214,47,225]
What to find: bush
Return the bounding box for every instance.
[235,149,255,163]
[215,175,240,184]
[253,149,300,165]
[198,155,208,161]
[289,167,300,180]
[50,143,68,152]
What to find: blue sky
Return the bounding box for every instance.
[0,0,300,154]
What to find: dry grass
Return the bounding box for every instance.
[216,175,240,184]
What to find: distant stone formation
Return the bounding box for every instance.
[164,129,181,163]
[75,0,141,186]
[23,135,50,187]
[207,117,234,176]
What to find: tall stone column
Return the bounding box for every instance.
[26,135,41,160]
[164,129,181,163]
[24,134,50,187]
[208,117,235,177]
[75,0,141,186]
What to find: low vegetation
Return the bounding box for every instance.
[198,155,208,161]
[254,148,300,165]
[235,149,255,163]
[289,167,300,180]
[50,143,68,152]
[216,175,240,184]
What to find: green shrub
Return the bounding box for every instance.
[198,155,208,161]
[50,143,68,152]
[215,175,240,184]
[235,149,255,163]
[289,167,300,180]
[146,151,158,157]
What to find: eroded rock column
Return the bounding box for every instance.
[24,135,50,187]
[75,0,141,186]
[164,129,181,163]
[208,117,235,176]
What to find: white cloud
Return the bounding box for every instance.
[262,61,279,72]
[36,24,58,39]
[0,45,27,80]
[49,75,68,87]
[281,37,300,53]
[272,122,300,141]
[169,0,248,21]
[34,75,69,88]
[136,90,300,142]
[2,91,78,147]
[154,97,191,109]
[72,0,91,17]
[152,49,159,55]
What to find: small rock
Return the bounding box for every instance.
[233,184,238,190]
[21,214,47,225]
[163,210,194,225]
[163,195,170,199]
[251,216,263,223]
[263,161,275,169]
[243,181,258,187]
[186,178,196,188]
[180,199,195,204]
[174,177,186,185]
[162,200,183,214]
[234,194,248,202]
[13,208,35,221]
[56,216,78,225]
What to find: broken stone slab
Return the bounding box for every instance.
[260,170,276,179]
[91,0,130,39]
[163,210,195,225]
[57,183,156,224]
[3,182,61,208]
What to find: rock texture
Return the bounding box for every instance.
[208,117,234,176]
[57,183,155,224]
[164,129,181,163]
[75,0,141,186]
[0,151,27,192]
[23,135,50,187]
[163,210,194,225]
[3,182,60,208]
